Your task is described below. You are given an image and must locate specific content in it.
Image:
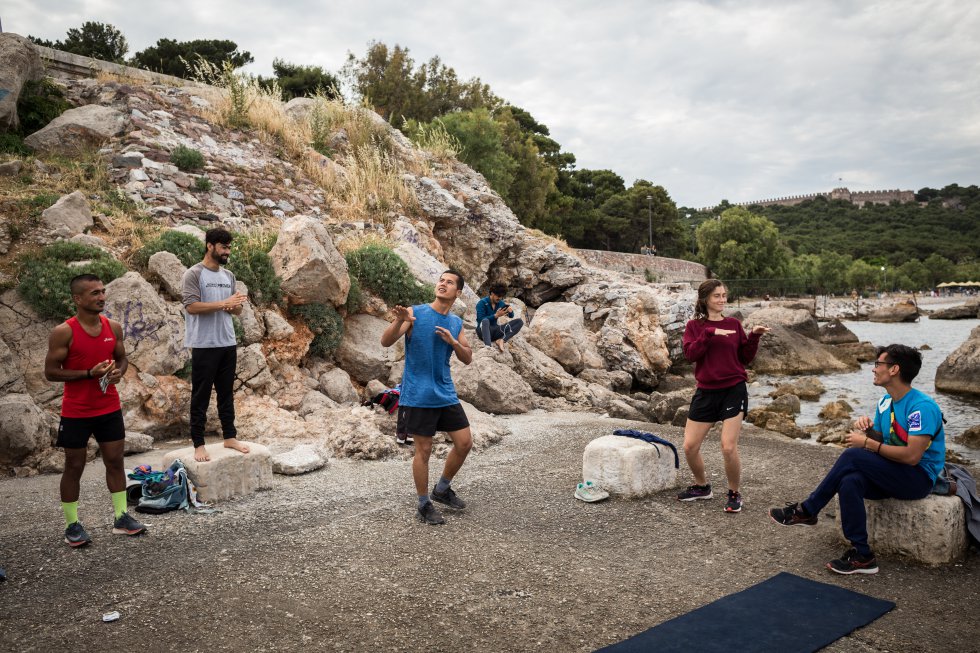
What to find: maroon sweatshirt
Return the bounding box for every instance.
[682,317,762,389]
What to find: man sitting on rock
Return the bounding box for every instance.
[475,283,523,352]
[769,344,946,575]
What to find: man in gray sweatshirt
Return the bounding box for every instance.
[181,227,249,462]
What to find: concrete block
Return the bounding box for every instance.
[582,435,678,498]
[161,442,273,502]
[836,494,967,565]
[272,445,326,475]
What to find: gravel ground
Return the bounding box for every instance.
[0,412,977,652]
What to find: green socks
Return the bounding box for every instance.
[62,501,79,527]
[111,491,127,519]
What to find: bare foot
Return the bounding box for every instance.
[223,438,250,454]
[194,445,211,462]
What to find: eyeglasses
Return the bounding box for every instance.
[872,360,893,368]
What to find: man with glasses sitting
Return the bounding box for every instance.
[769,344,946,575]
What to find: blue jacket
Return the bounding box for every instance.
[476,296,513,327]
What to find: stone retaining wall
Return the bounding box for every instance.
[34,44,205,88]
[574,249,707,283]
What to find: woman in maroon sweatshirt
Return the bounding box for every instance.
[677,279,769,513]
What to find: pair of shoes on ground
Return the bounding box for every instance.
[395,433,414,445]
[417,485,467,525]
[64,512,147,547]
[769,502,878,574]
[574,480,609,503]
[676,484,743,513]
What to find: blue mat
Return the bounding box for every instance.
[595,572,894,653]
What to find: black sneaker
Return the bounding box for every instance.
[64,521,92,548]
[677,484,713,501]
[724,489,743,513]
[827,548,879,575]
[431,485,466,510]
[769,502,818,527]
[112,512,147,536]
[417,501,445,525]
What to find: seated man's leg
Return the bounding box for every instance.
[501,318,524,342]
[478,319,493,346]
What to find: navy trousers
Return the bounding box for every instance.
[801,448,933,556]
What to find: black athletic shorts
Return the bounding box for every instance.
[688,382,748,423]
[57,409,125,449]
[398,404,470,437]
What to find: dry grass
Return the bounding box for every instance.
[333,229,395,255]
[184,62,419,224]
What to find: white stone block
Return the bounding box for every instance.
[272,445,325,475]
[161,442,273,502]
[836,494,967,565]
[582,435,678,498]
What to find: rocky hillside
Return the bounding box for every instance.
[0,34,698,476]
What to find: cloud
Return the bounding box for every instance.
[5,0,979,206]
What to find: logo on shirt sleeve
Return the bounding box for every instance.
[907,410,922,431]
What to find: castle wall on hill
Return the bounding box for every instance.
[574,249,707,283]
[711,187,917,210]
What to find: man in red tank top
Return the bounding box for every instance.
[44,274,147,547]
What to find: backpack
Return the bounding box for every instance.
[363,385,401,414]
[134,459,205,514]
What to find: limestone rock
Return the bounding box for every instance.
[236,281,264,345]
[819,400,853,420]
[451,349,534,414]
[957,425,980,448]
[147,250,187,300]
[751,325,854,375]
[818,318,859,344]
[0,394,48,467]
[768,394,801,414]
[161,443,273,503]
[769,377,825,400]
[236,344,273,390]
[745,306,819,340]
[649,391,692,423]
[297,390,337,417]
[527,301,601,374]
[40,191,94,237]
[837,495,968,565]
[0,33,44,131]
[172,224,206,242]
[24,104,129,155]
[582,434,679,498]
[0,289,57,401]
[507,338,582,400]
[929,300,980,320]
[763,413,808,439]
[272,444,325,475]
[935,325,980,397]
[0,160,23,176]
[318,367,359,404]
[283,97,317,123]
[269,215,350,306]
[334,313,403,384]
[123,431,154,455]
[868,301,919,323]
[263,309,295,341]
[103,272,188,376]
[0,336,27,395]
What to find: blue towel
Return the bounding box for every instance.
[612,429,680,468]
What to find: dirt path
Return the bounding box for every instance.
[1,412,977,652]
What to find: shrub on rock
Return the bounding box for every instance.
[136,229,203,269]
[17,240,126,320]
[290,302,343,357]
[169,144,205,171]
[345,243,434,307]
[228,232,281,305]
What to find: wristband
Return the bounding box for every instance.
[86,368,92,379]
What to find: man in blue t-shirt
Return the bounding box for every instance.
[769,344,946,575]
[381,270,474,525]
[475,283,523,352]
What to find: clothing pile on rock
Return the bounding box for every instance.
[127,460,215,514]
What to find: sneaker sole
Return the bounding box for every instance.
[678,493,713,502]
[112,527,147,536]
[417,513,445,525]
[65,538,91,548]
[725,505,742,513]
[574,491,609,503]
[827,563,879,575]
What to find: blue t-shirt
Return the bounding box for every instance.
[872,388,946,482]
[399,304,463,408]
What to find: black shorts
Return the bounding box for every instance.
[57,409,125,449]
[398,404,470,437]
[688,382,748,423]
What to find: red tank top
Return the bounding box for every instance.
[61,315,121,418]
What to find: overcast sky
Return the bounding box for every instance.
[6,0,979,208]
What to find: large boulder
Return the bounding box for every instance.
[40,191,94,238]
[769,377,825,400]
[745,306,819,340]
[818,318,859,344]
[929,300,980,320]
[103,272,189,376]
[269,215,350,306]
[935,325,980,397]
[0,336,27,395]
[0,289,60,401]
[334,313,403,383]
[0,393,48,467]
[147,250,187,300]
[24,104,128,155]
[318,367,359,404]
[0,33,44,131]
[388,218,480,310]
[868,301,919,323]
[750,325,854,375]
[451,349,533,414]
[526,301,602,374]
[956,425,980,449]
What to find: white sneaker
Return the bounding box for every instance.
[574,480,610,503]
